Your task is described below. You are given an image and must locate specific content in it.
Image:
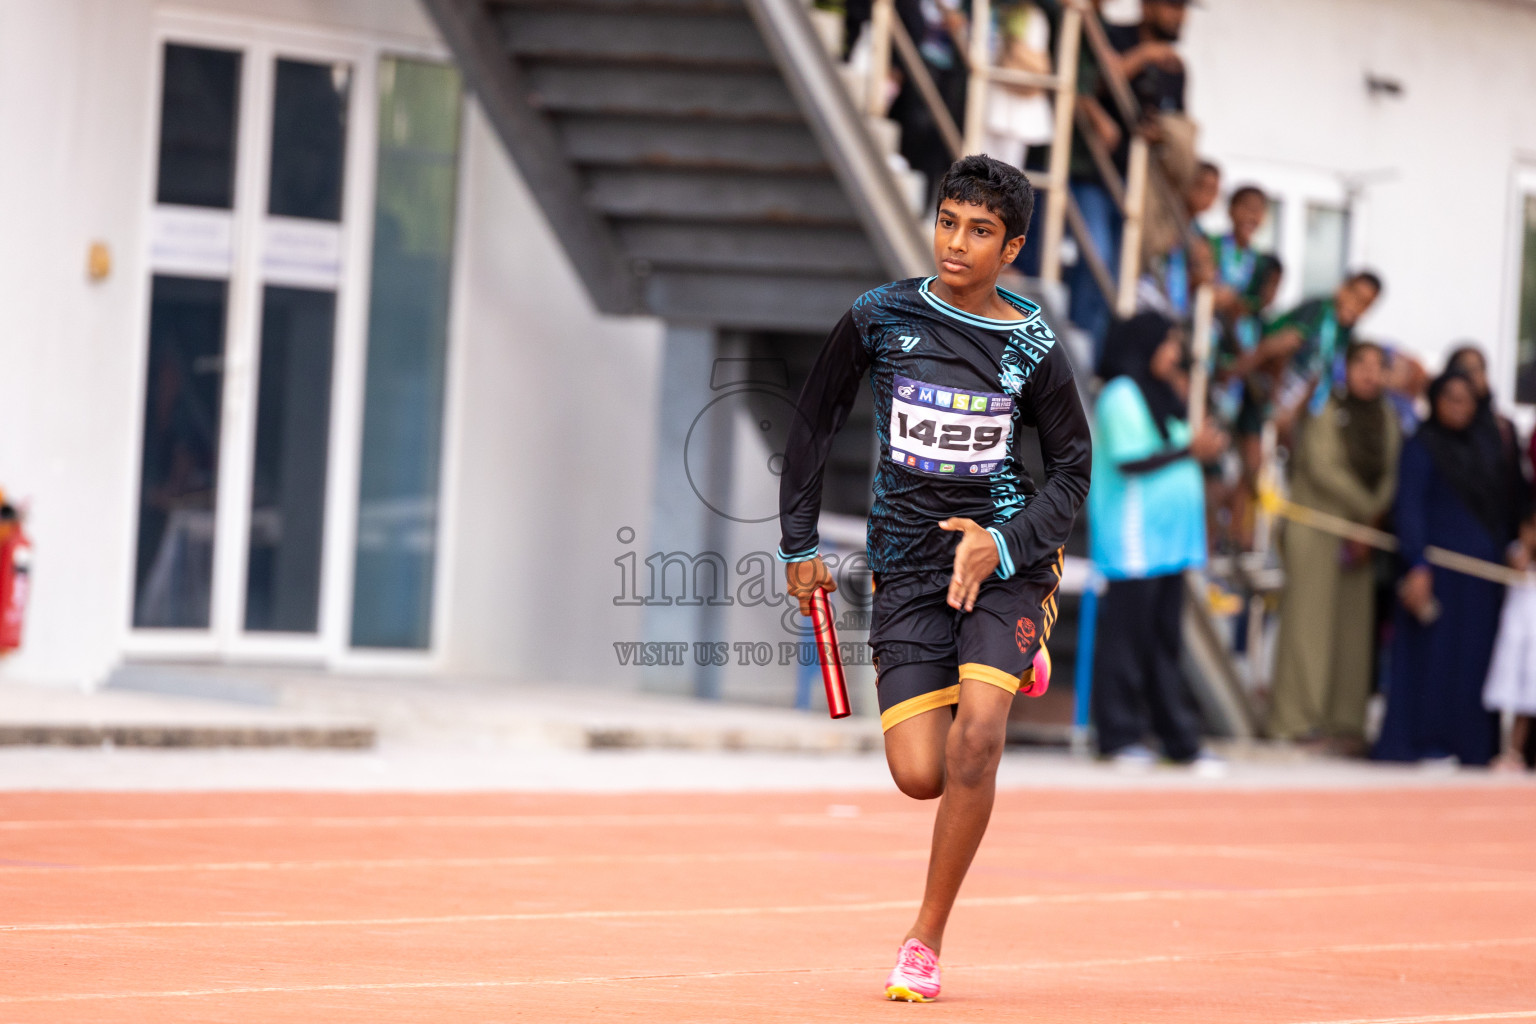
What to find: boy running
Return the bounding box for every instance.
[777,155,1091,1002]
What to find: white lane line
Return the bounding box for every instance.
[4,880,1534,934]
[4,841,1531,878]
[1120,844,1536,882]
[2,802,1530,831]
[0,812,892,831]
[0,849,932,876]
[1286,1013,1536,1024]
[1,935,1531,1005]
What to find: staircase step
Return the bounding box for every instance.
[527,64,800,120]
[585,168,858,224]
[644,268,883,329]
[615,221,883,274]
[498,8,772,65]
[490,0,746,12]
[559,116,827,173]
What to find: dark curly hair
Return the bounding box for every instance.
[935,154,1035,242]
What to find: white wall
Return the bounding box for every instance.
[438,103,664,682]
[0,1,159,686]
[1183,0,1536,401]
[0,0,665,687]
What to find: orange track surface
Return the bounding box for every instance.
[2,787,1534,1022]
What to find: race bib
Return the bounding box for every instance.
[889,375,1013,477]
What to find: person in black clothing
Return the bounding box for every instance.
[845,0,967,200]
[779,155,1090,1001]
[1067,0,1192,351]
[1105,0,1189,128]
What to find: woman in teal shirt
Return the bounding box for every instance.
[1089,312,1227,762]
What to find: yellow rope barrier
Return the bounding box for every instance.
[1256,488,1529,588]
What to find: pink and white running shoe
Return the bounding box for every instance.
[885,938,942,1002]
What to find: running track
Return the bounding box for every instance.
[2,787,1534,1022]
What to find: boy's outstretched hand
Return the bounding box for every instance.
[941,517,1000,612]
[785,556,837,616]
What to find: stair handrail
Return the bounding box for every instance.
[853,0,1211,379]
[861,0,1085,293]
[745,0,931,277]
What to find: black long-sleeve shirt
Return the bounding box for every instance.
[778,277,1091,578]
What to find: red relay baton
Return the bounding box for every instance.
[808,587,851,719]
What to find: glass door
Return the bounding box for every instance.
[240,58,350,637]
[132,28,368,660]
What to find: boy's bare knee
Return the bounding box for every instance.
[946,720,1003,789]
[891,763,945,800]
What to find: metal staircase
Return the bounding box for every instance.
[421,0,928,331]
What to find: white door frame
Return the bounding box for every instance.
[123,10,456,670]
[1499,161,1536,425]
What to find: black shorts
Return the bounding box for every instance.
[870,550,1063,732]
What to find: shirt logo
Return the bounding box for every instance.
[899,335,921,352]
[939,463,955,473]
[906,455,918,466]
[897,383,915,398]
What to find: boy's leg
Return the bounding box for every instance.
[903,678,1014,953]
[882,701,952,800]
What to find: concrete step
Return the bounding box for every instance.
[642,267,884,328]
[615,220,883,275]
[499,8,773,65]
[559,116,829,174]
[0,683,375,749]
[95,664,884,755]
[585,167,857,223]
[527,64,800,120]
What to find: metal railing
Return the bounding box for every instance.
[863,0,1085,288]
[859,0,1214,401]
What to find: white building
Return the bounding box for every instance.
[0,0,1533,702]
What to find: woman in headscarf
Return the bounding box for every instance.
[1375,369,1523,765]
[1088,312,1227,767]
[1269,342,1400,753]
[1447,344,1528,527]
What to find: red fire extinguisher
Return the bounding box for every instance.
[0,497,31,653]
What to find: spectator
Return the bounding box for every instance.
[1381,345,1430,436]
[1448,344,1525,493]
[1187,160,1221,228]
[1483,515,1536,772]
[847,0,967,200]
[1268,342,1401,753]
[1214,254,1282,425]
[1375,370,1518,766]
[1209,186,1269,325]
[1245,270,1382,443]
[983,2,1055,169]
[1067,0,1190,355]
[1136,212,1213,320]
[1011,0,1110,278]
[1088,311,1226,767]
[1114,0,1198,265]
[1138,164,1222,324]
